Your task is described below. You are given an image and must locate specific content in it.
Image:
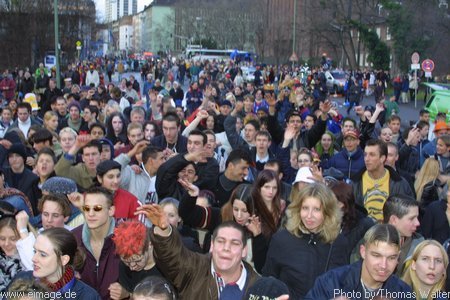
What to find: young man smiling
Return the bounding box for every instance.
[136,205,260,300]
[305,224,413,299]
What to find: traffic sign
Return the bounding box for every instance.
[289,52,298,62]
[411,64,420,70]
[421,59,435,72]
[411,52,420,64]
[76,40,82,47]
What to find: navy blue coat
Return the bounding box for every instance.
[305,260,413,300]
[326,147,365,181]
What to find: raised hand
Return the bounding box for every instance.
[135,204,169,230]
[134,140,150,154]
[284,125,297,141]
[319,100,332,114]
[196,109,209,120]
[375,102,385,112]
[67,192,84,209]
[245,215,262,237]
[178,178,200,197]
[15,211,29,232]
[406,127,421,147]
[266,93,276,106]
[75,134,92,149]
[309,165,324,183]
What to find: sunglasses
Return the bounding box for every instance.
[82,205,104,213]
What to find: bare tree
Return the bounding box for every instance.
[0,0,95,69]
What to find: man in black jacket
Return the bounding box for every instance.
[3,143,40,214]
[151,112,187,155]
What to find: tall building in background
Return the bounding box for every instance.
[105,0,137,22]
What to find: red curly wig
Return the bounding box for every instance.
[112,221,148,257]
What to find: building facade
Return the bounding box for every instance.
[105,0,137,23]
[141,4,175,53]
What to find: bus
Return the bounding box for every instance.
[183,46,254,62]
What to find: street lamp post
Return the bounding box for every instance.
[54,0,61,88]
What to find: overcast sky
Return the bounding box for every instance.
[94,0,153,20]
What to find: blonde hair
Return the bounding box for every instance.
[43,111,58,129]
[414,158,440,202]
[402,240,448,300]
[285,183,342,243]
[58,127,77,139]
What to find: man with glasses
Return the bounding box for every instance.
[73,186,121,300]
[111,221,162,299]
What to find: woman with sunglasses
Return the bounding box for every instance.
[12,227,100,299]
[111,221,163,299]
[0,202,24,292]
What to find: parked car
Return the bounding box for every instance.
[325,70,346,94]
[241,66,256,83]
[423,83,450,122]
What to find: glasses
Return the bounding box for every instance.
[82,205,104,213]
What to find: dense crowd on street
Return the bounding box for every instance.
[0,55,448,300]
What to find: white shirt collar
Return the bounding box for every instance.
[211,261,247,294]
[256,153,269,163]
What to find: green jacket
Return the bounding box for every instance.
[55,154,96,190]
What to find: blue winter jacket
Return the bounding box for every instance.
[326,147,365,181]
[305,260,414,300]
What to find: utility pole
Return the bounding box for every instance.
[292,0,297,67]
[54,0,61,88]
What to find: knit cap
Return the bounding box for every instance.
[41,177,78,194]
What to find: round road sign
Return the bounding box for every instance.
[411,52,420,64]
[421,59,435,72]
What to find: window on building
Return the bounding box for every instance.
[386,27,391,40]
[376,27,381,38]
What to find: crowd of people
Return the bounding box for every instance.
[0,56,448,300]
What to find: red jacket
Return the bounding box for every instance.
[113,188,139,220]
[0,77,16,101]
